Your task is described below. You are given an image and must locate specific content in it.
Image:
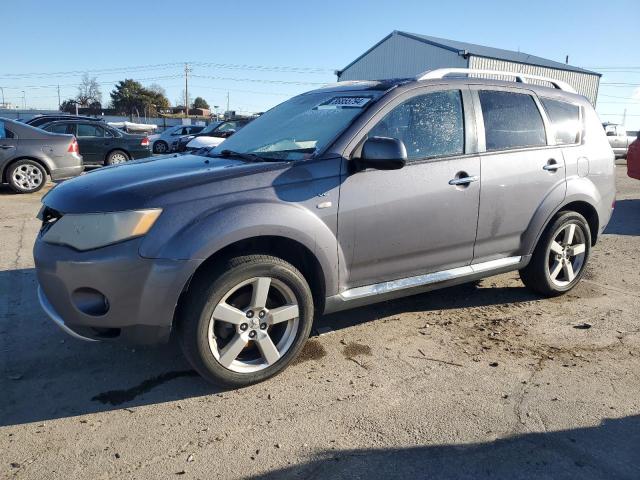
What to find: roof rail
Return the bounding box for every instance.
[416,68,577,93]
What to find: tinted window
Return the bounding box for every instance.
[369,90,464,160]
[540,98,580,145]
[479,91,546,151]
[47,124,70,134]
[0,121,15,139]
[77,124,102,137]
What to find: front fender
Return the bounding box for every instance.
[140,200,343,297]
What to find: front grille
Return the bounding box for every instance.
[37,206,63,236]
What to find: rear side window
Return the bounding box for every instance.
[479,90,546,151]
[47,124,70,134]
[0,121,15,139]
[540,98,581,145]
[77,124,102,137]
[369,90,465,160]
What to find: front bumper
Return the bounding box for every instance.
[34,237,199,344]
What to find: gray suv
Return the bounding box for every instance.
[34,69,616,386]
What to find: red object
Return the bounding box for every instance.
[67,137,79,154]
[628,138,640,180]
[141,137,150,147]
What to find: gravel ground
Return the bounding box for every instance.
[1,166,639,479]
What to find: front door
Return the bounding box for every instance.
[472,88,566,262]
[338,88,481,289]
[0,120,18,170]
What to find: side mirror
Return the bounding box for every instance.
[606,131,615,137]
[356,136,407,171]
[217,130,236,138]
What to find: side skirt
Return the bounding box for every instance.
[323,256,530,314]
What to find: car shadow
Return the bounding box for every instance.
[605,199,640,236]
[1,268,539,427]
[248,415,640,479]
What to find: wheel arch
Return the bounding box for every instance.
[2,156,51,183]
[176,235,328,319]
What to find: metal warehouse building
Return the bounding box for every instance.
[336,31,601,105]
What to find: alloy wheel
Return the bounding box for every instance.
[109,152,128,164]
[547,223,587,287]
[12,164,43,191]
[207,277,300,373]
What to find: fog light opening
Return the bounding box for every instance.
[71,288,110,316]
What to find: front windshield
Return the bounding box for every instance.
[201,122,222,134]
[208,91,381,161]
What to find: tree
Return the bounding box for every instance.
[76,73,102,107]
[193,96,209,110]
[148,83,167,99]
[110,79,170,118]
[60,99,77,114]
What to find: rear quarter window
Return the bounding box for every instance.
[479,90,546,151]
[541,98,581,145]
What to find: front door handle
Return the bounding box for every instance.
[449,175,479,186]
[0,145,14,150]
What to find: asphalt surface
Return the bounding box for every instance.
[1,166,639,479]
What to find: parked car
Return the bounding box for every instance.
[603,123,636,158]
[26,114,102,129]
[0,117,83,193]
[41,120,151,165]
[34,69,615,387]
[174,120,250,152]
[148,124,205,154]
[627,134,640,180]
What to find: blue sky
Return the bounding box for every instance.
[2,0,639,128]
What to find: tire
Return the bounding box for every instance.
[7,159,47,193]
[520,211,591,297]
[178,255,314,387]
[105,150,129,166]
[153,141,168,154]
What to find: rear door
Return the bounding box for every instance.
[472,87,566,263]
[75,123,104,164]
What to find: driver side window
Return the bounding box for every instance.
[368,90,465,161]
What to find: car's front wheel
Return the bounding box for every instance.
[520,211,591,296]
[7,159,47,193]
[178,255,314,387]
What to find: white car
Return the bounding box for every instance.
[181,120,251,152]
[149,124,205,154]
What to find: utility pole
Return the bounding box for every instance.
[184,63,190,118]
[0,87,4,107]
[21,91,26,110]
[57,85,61,110]
[226,92,230,115]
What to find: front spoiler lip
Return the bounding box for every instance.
[37,286,98,342]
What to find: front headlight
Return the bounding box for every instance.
[42,209,162,251]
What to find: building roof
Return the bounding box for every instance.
[339,31,600,77]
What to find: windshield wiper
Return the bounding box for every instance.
[217,149,265,163]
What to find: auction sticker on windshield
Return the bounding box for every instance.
[316,96,372,109]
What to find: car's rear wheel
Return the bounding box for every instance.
[153,141,168,154]
[520,211,591,296]
[178,255,314,387]
[7,159,47,193]
[105,150,129,166]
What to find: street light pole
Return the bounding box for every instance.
[0,87,5,107]
[21,91,26,110]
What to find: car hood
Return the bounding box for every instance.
[42,153,283,213]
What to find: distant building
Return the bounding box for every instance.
[336,31,601,105]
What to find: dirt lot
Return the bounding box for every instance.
[1,166,639,479]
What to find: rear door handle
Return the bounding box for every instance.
[449,175,479,186]
[0,145,14,150]
[543,159,563,171]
